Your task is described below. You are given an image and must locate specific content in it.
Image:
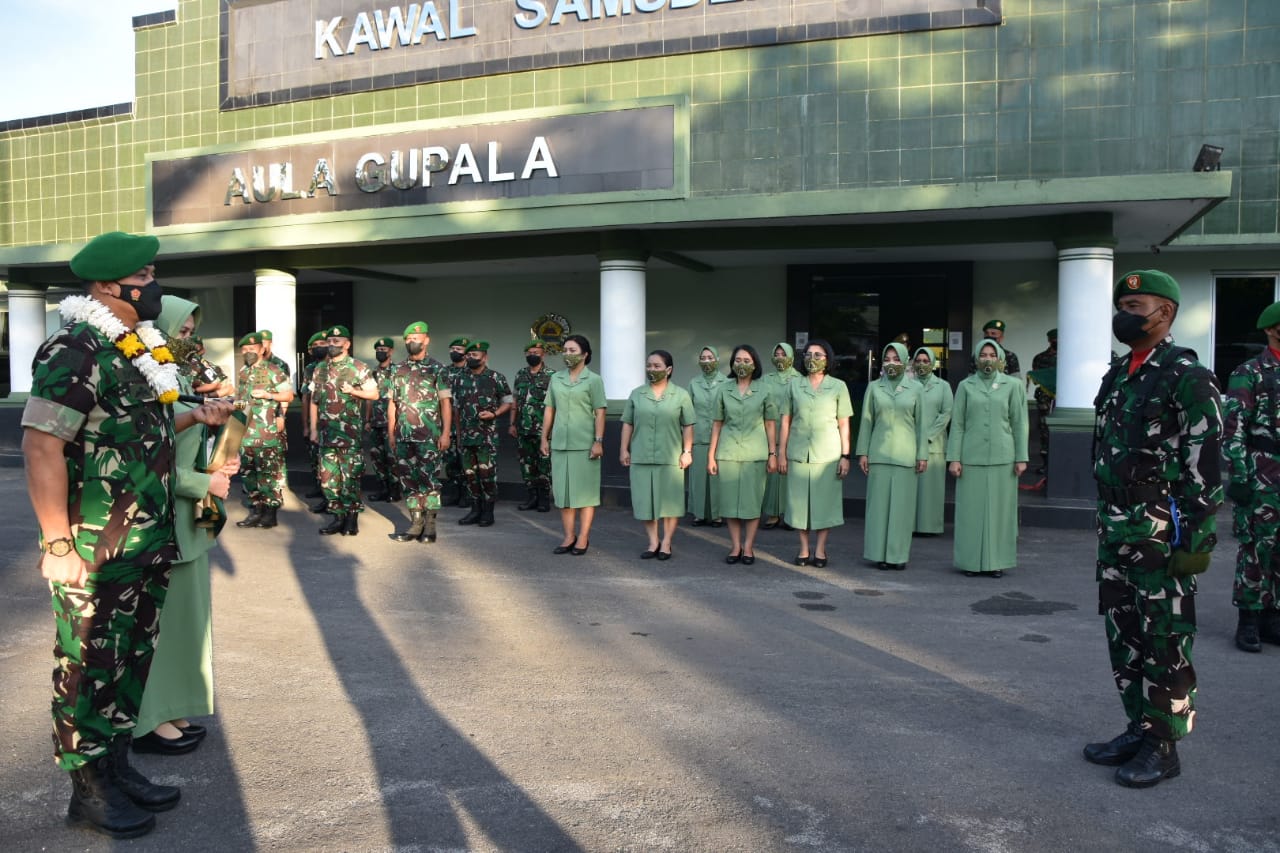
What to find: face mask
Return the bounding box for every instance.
[117,280,163,322]
[805,355,827,373]
[883,363,904,379]
[466,356,483,369]
[375,350,390,363]
[646,368,669,384]
[733,362,754,378]
[699,360,718,376]
[405,341,425,356]
[310,346,327,360]
[327,344,344,359]
[242,352,260,367]
[978,357,999,375]
[449,351,465,363]
[772,355,792,371]
[914,361,933,377]
[1112,308,1159,344]
[563,352,584,368]
[526,354,542,366]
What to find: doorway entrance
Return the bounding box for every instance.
[1214,274,1278,388]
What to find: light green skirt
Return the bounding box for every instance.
[714,459,767,520]
[952,463,1020,572]
[864,463,919,564]
[136,554,214,734]
[631,463,687,520]
[552,449,601,509]
[687,443,718,520]
[784,459,845,531]
[914,449,947,534]
[762,469,787,518]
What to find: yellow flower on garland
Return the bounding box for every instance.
[151,345,174,364]
[158,389,180,404]
[116,333,146,358]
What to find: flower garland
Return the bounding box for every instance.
[59,295,180,404]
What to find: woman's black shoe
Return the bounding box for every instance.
[571,540,590,555]
[877,561,891,570]
[794,555,810,566]
[131,730,200,756]
[553,544,574,555]
[741,555,755,565]
[640,550,657,559]
[176,723,207,740]
[725,553,741,564]
[812,556,828,568]
[709,519,724,528]
[691,518,708,527]
[655,549,672,561]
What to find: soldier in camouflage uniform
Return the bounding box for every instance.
[22,231,232,837]
[387,321,452,542]
[366,336,401,502]
[300,332,327,503]
[1222,300,1280,653]
[1085,269,1223,789]
[1030,328,1057,475]
[509,338,555,512]
[234,332,295,529]
[442,336,471,506]
[454,340,513,526]
[257,329,292,380]
[309,325,379,536]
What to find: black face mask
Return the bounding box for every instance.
[310,346,327,361]
[466,356,483,369]
[526,354,542,366]
[449,351,465,363]
[1112,308,1160,344]
[405,341,425,356]
[242,352,260,367]
[375,350,390,363]
[327,344,345,359]
[117,280,163,322]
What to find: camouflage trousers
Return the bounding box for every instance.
[308,437,321,481]
[515,432,551,490]
[50,561,171,770]
[1035,395,1052,465]
[320,444,365,514]
[1097,500,1197,741]
[368,425,395,491]
[395,441,443,511]
[241,444,287,508]
[460,442,498,501]
[1232,490,1280,610]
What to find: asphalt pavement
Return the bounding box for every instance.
[1,468,1277,852]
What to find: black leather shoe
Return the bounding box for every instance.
[517,489,539,511]
[741,554,755,565]
[368,490,390,502]
[761,517,780,530]
[458,502,482,525]
[131,730,200,756]
[640,550,657,559]
[177,723,206,739]
[236,506,264,528]
[1115,735,1180,788]
[477,499,495,527]
[709,519,724,528]
[66,757,155,838]
[795,555,810,566]
[877,561,891,570]
[319,515,346,535]
[309,500,330,514]
[655,549,671,561]
[536,487,551,512]
[305,486,323,499]
[110,737,181,811]
[725,553,741,564]
[691,518,708,527]
[1261,610,1280,645]
[812,556,828,568]
[572,539,590,556]
[257,506,278,529]
[1083,722,1144,766]
[342,514,360,536]
[1237,610,1262,653]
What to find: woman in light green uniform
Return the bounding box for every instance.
[621,350,696,559]
[946,338,1028,577]
[856,342,928,570]
[708,344,779,564]
[779,339,853,567]
[912,346,953,535]
[541,334,607,555]
[761,342,802,529]
[688,345,730,526]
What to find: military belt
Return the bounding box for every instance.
[1097,482,1169,505]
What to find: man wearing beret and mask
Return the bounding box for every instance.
[442,336,472,506]
[256,329,292,379]
[366,336,401,503]
[309,325,379,535]
[509,338,555,512]
[1222,301,1280,653]
[1085,270,1223,789]
[387,321,452,542]
[453,340,513,526]
[21,231,233,837]
[300,331,328,502]
[234,332,294,529]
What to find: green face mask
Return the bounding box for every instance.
[883,363,904,379]
[699,360,718,376]
[563,352,584,368]
[646,368,668,384]
[804,355,827,373]
[732,362,754,378]
[773,355,792,371]
[914,360,933,377]
[978,357,999,375]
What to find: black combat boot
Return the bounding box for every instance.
[66,756,156,838]
[1259,609,1280,645]
[518,488,539,511]
[309,499,330,514]
[388,482,404,503]
[109,736,180,812]
[455,484,472,509]
[458,498,482,525]
[1115,735,1180,788]
[320,514,346,535]
[1083,722,1144,766]
[236,505,264,528]
[392,511,425,542]
[537,486,551,512]
[423,510,438,542]
[1236,609,1262,653]
[305,484,323,499]
[368,488,390,502]
[342,513,360,536]
[257,506,279,529]
[478,498,495,527]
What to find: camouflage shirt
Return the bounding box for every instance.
[369,360,398,430]
[1093,337,1223,551]
[388,357,451,443]
[311,355,377,448]
[268,353,292,379]
[1223,346,1280,491]
[236,361,292,447]
[512,365,555,435]
[453,367,514,446]
[22,321,178,570]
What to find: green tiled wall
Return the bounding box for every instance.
[1,0,1277,247]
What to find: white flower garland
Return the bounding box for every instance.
[59,295,181,404]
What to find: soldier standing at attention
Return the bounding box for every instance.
[22,231,232,837]
[300,332,327,504]
[509,338,555,512]
[1030,328,1058,475]
[454,340,513,527]
[980,319,1020,376]
[309,325,379,536]
[443,336,472,507]
[1085,270,1222,789]
[387,321,452,543]
[234,332,294,529]
[1223,301,1280,653]
[367,336,401,502]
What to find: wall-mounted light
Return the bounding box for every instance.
[1193,144,1223,172]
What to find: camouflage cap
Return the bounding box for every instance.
[982,319,1006,333]
[325,324,352,339]
[465,339,490,353]
[1114,269,1181,306]
[1257,302,1280,330]
[257,329,274,341]
[70,231,160,282]
[524,338,545,351]
[238,332,264,347]
[404,321,429,337]
[449,337,471,349]
[374,337,395,349]
[307,332,326,347]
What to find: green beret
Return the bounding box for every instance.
[374,337,395,349]
[404,321,430,337]
[307,332,325,347]
[325,325,352,339]
[982,319,1006,333]
[70,231,160,282]
[1114,269,1181,306]
[238,333,263,347]
[1047,328,1058,340]
[449,337,471,349]
[524,338,545,351]
[257,329,273,341]
[465,340,490,353]
[1257,302,1280,330]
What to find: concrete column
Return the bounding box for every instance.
[254,269,297,376]
[1056,246,1114,410]
[6,285,48,395]
[598,255,647,399]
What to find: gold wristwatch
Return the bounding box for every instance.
[44,537,74,557]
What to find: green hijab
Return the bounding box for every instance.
[772,341,797,373]
[698,344,721,380]
[882,342,909,385]
[973,337,1006,384]
[912,346,937,381]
